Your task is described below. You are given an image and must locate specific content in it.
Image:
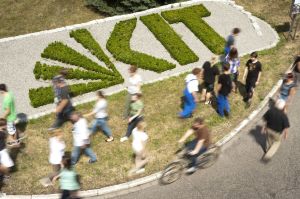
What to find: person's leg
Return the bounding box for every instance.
[98,118,113,138]
[61,190,70,199]
[185,140,198,168]
[264,130,282,160]
[50,112,65,129]
[180,89,195,118]
[135,150,148,170]
[217,95,225,117]
[71,146,81,165]
[84,147,97,162]
[224,96,230,116]
[125,117,141,138]
[89,119,99,135]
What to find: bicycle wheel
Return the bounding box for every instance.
[159,161,184,185]
[198,147,220,169]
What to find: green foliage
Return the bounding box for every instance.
[106,18,176,73]
[29,87,54,108]
[162,4,225,54]
[140,14,198,65]
[33,62,115,81]
[41,41,115,76]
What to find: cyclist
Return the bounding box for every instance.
[178,117,211,174]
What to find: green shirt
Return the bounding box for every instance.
[2,92,17,122]
[129,100,143,117]
[59,168,80,191]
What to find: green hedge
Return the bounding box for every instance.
[33,62,115,81]
[162,4,225,54]
[41,42,115,76]
[29,79,123,108]
[106,18,176,73]
[140,14,198,65]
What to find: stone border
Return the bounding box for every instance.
[2,0,283,198]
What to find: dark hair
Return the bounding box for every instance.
[0,84,7,92]
[287,72,294,79]
[71,111,82,118]
[250,52,258,58]
[0,118,7,127]
[62,152,72,170]
[194,117,204,125]
[223,62,230,71]
[59,69,69,77]
[97,90,105,98]
[232,28,241,34]
[192,68,201,75]
[129,65,138,73]
[229,47,238,59]
[134,93,142,98]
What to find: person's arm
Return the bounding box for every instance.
[192,92,199,103]
[256,71,262,85]
[52,174,60,184]
[83,111,95,118]
[178,129,194,144]
[128,108,142,123]
[216,83,222,94]
[283,128,288,140]
[243,67,248,82]
[56,99,68,113]
[1,108,10,119]
[287,87,296,103]
[189,139,204,155]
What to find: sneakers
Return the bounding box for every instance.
[185,167,197,174]
[88,159,97,164]
[128,168,145,176]
[106,137,114,142]
[120,136,129,142]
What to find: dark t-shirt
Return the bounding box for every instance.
[203,61,220,84]
[226,35,235,48]
[218,74,232,96]
[57,86,73,112]
[194,126,211,148]
[246,60,262,83]
[0,131,7,151]
[263,107,290,133]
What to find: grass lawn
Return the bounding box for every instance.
[0,0,102,39]
[1,0,299,195]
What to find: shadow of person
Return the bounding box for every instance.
[249,125,267,153]
[236,80,247,99]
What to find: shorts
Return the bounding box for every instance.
[204,82,214,93]
[0,149,14,168]
[230,72,239,82]
[7,122,16,135]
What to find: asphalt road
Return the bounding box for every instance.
[104,78,300,199]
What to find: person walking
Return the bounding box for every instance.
[120,93,144,142]
[0,84,19,146]
[216,63,232,117]
[201,56,220,105]
[262,99,290,161]
[129,121,149,175]
[48,76,74,131]
[52,153,81,199]
[0,119,14,178]
[278,72,296,112]
[84,91,114,142]
[70,112,97,165]
[242,52,262,105]
[178,117,211,174]
[225,47,240,93]
[124,65,142,118]
[224,28,241,56]
[179,68,201,118]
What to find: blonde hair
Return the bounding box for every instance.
[137,121,146,131]
[49,129,63,137]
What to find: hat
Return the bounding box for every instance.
[52,75,64,83]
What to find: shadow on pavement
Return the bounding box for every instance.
[249,125,267,153]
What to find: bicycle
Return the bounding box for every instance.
[159,144,221,185]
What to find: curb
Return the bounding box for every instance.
[2,0,284,198]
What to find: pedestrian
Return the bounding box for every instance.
[224,28,241,55]
[278,72,296,112]
[179,68,201,118]
[201,56,220,105]
[217,62,232,117]
[120,93,144,142]
[52,153,81,199]
[84,91,114,142]
[48,76,74,131]
[225,47,240,93]
[70,112,97,165]
[262,99,290,161]
[0,84,19,146]
[124,65,142,118]
[178,117,211,174]
[242,52,262,105]
[0,118,14,177]
[129,121,149,175]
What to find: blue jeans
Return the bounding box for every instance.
[71,146,97,165]
[186,139,207,168]
[180,88,196,118]
[89,118,112,137]
[217,94,230,117]
[125,116,143,138]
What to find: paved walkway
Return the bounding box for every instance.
[0,0,278,116]
[90,74,300,199]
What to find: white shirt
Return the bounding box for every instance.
[132,128,148,153]
[93,99,108,119]
[128,74,142,94]
[49,137,65,165]
[185,74,199,93]
[73,118,90,147]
